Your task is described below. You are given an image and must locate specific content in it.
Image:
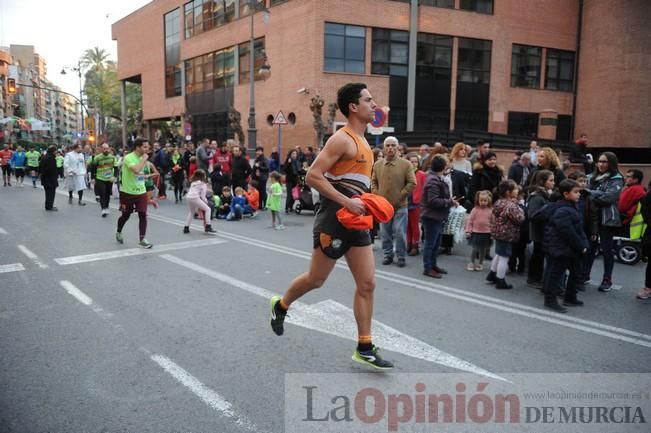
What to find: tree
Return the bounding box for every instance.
[80,47,110,73]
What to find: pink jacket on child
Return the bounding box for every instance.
[465,206,492,234]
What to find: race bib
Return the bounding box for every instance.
[101,170,113,178]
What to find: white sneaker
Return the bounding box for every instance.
[101,208,109,217]
[275,224,286,230]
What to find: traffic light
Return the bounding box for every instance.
[7,78,16,94]
[88,130,95,143]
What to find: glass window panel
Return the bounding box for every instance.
[325,23,345,35]
[325,58,345,72]
[372,63,390,75]
[389,64,408,76]
[390,43,408,64]
[372,40,389,62]
[224,0,235,22]
[345,60,365,74]
[345,37,365,60]
[435,47,451,67]
[345,25,365,37]
[325,34,345,58]
[391,30,409,42]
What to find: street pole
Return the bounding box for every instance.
[247,0,257,157]
[77,60,85,131]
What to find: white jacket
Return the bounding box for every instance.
[64,151,87,176]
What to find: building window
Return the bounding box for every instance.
[239,38,266,84]
[545,48,575,92]
[459,0,493,14]
[457,37,491,84]
[371,28,408,76]
[164,8,182,97]
[240,0,265,17]
[557,114,572,141]
[184,0,236,38]
[507,111,539,137]
[270,0,290,5]
[511,44,541,88]
[324,22,365,74]
[185,46,236,95]
[415,33,453,130]
[420,0,454,8]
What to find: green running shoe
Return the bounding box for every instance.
[352,345,394,370]
[139,238,153,249]
[270,295,287,336]
[116,232,124,244]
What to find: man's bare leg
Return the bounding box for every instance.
[270,247,336,335]
[344,245,376,337]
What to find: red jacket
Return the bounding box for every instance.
[618,184,646,225]
[336,193,395,230]
[212,150,232,174]
[410,170,427,205]
[243,187,260,210]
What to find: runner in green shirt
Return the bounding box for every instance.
[25,147,41,188]
[116,139,153,248]
[55,152,64,179]
[90,143,118,217]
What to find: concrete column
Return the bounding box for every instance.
[538,109,558,140]
[120,80,127,153]
[406,0,418,131]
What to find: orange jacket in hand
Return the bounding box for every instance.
[336,193,395,230]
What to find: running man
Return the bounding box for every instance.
[10,146,27,187]
[25,146,41,188]
[0,144,13,186]
[269,83,394,370]
[91,143,118,217]
[116,138,153,248]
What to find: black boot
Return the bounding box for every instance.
[183,226,190,234]
[544,296,568,313]
[486,271,497,284]
[495,278,513,290]
[563,296,584,307]
[205,224,216,233]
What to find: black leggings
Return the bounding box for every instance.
[117,210,147,240]
[172,175,184,200]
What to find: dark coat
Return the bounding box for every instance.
[420,171,454,222]
[587,172,624,229]
[231,155,252,189]
[39,153,59,188]
[542,200,589,258]
[252,155,269,183]
[470,165,502,199]
[508,162,530,187]
[283,158,301,184]
[450,169,471,209]
[527,187,550,243]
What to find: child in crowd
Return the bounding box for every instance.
[407,154,426,256]
[211,191,221,219]
[217,186,232,219]
[210,164,227,197]
[244,180,260,214]
[527,170,555,288]
[509,188,528,274]
[568,171,592,287]
[228,187,255,220]
[540,179,589,312]
[465,190,493,271]
[268,171,285,230]
[487,180,525,289]
[183,169,215,234]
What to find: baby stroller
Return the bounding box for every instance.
[613,205,646,265]
[292,175,320,215]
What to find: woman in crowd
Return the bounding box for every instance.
[283,149,301,213]
[584,152,624,292]
[450,142,472,175]
[469,151,503,205]
[529,147,565,186]
[526,170,555,289]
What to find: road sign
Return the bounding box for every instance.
[272,110,288,125]
[371,107,386,128]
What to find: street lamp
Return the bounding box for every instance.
[60,60,85,131]
[247,0,271,156]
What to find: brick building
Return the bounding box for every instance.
[112,0,651,159]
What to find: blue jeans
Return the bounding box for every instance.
[422,218,443,271]
[381,207,408,260]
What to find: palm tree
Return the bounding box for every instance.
[80,47,109,72]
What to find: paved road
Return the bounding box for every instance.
[1,185,649,432]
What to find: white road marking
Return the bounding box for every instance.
[0,227,7,234]
[160,254,503,380]
[150,354,266,433]
[116,203,651,349]
[60,280,93,306]
[212,230,651,348]
[54,238,227,265]
[0,263,25,274]
[17,244,48,269]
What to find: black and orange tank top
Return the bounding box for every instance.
[324,126,373,196]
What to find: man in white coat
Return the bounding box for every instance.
[64,143,87,205]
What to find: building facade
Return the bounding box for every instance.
[112,0,651,157]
